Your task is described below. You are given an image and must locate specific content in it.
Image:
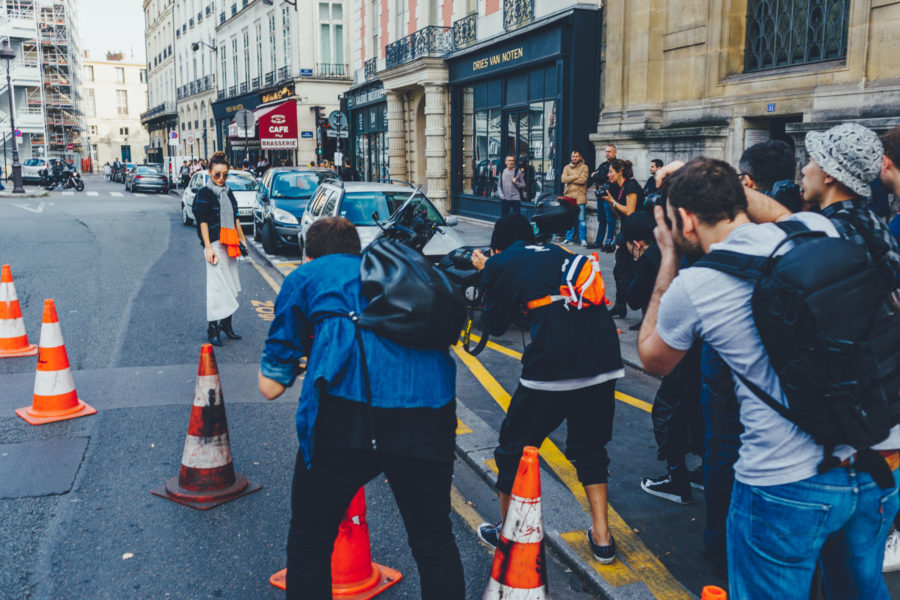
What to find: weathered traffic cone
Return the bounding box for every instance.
[15,299,96,425]
[270,487,403,598]
[0,265,38,358]
[483,446,548,599]
[701,585,727,599]
[151,343,261,509]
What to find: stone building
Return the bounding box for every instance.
[141,0,178,164]
[174,0,218,160]
[593,0,900,182]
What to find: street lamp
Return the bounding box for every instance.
[0,39,26,193]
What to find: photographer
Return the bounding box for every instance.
[737,140,802,213]
[471,211,624,565]
[601,159,644,318]
[590,145,619,251]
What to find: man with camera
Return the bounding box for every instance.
[471,210,624,564]
[589,144,619,250]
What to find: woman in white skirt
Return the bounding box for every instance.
[192,152,248,346]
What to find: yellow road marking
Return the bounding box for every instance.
[456,418,473,435]
[249,256,282,293]
[450,343,691,600]
[276,261,303,276]
[484,458,498,474]
[465,333,526,361]
[560,530,640,587]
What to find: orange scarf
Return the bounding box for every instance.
[219,226,241,258]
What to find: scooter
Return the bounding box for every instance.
[40,168,85,192]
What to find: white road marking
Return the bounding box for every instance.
[11,201,45,213]
[110,192,123,197]
[135,193,147,198]
[61,191,74,196]
[86,191,99,197]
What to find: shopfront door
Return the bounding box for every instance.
[505,110,529,163]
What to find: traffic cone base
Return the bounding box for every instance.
[15,398,96,425]
[269,564,403,599]
[0,265,38,358]
[0,343,38,358]
[151,473,261,510]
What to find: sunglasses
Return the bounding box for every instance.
[210,171,227,179]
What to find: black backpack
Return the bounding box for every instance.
[695,221,900,485]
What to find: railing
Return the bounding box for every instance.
[364,58,377,80]
[264,71,275,86]
[317,63,348,78]
[503,0,533,31]
[217,89,226,100]
[453,13,477,48]
[189,17,194,27]
[385,26,453,70]
[203,74,216,90]
[219,11,225,23]
[189,80,198,95]
[228,85,237,96]
[140,102,177,122]
[250,76,260,89]
[239,81,248,93]
[277,66,290,81]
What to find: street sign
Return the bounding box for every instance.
[235,109,256,130]
[299,68,313,77]
[67,143,74,150]
[300,131,314,139]
[13,128,21,138]
[767,103,776,113]
[169,131,178,139]
[186,134,195,145]
[328,110,348,131]
[326,129,349,138]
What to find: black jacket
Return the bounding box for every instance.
[626,242,661,312]
[481,242,623,382]
[193,186,238,247]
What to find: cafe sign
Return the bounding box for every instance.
[261,83,294,104]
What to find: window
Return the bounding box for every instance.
[85,65,94,81]
[745,0,850,73]
[319,3,344,67]
[140,69,147,83]
[394,0,407,38]
[282,7,292,70]
[89,125,98,135]
[231,37,238,88]
[119,127,130,136]
[242,28,250,84]
[220,44,227,88]
[268,13,278,72]
[255,22,263,80]
[116,90,129,115]
[85,88,96,117]
[115,67,125,83]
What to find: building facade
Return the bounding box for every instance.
[346,0,602,215]
[141,0,178,164]
[593,0,900,183]
[174,0,217,160]
[82,53,150,166]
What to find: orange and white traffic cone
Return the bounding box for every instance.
[0,265,38,358]
[483,446,548,599]
[701,585,727,599]
[15,299,96,425]
[151,343,261,509]
[270,487,403,598]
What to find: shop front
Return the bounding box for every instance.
[346,81,388,182]
[448,8,601,220]
[256,99,299,167]
[211,91,262,166]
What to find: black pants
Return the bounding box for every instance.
[286,447,465,600]
[651,342,704,471]
[500,199,522,216]
[612,242,635,309]
[495,381,616,494]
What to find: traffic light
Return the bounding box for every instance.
[314,106,326,125]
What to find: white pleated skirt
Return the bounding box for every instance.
[205,241,241,321]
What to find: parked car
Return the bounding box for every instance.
[114,162,135,183]
[298,181,462,261]
[181,169,259,228]
[253,167,334,255]
[22,157,64,184]
[125,165,169,193]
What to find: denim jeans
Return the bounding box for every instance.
[500,199,521,216]
[565,204,587,243]
[595,198,617,245]
[727,467,899,600]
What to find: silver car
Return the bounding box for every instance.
[180,169,259,228]
[21,157,63,184]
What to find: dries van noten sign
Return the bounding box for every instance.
[472,47,525,71]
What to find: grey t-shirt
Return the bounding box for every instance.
[657,213,900,486]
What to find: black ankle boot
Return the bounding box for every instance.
[207,321,223,346]
[609,304,627,318]
[219,315,241,340]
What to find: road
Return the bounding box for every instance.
[1,174,898,599]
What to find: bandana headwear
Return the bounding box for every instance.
[207,180,241,258]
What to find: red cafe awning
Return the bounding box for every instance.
[257,100,298,150]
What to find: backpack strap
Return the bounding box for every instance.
[829,211,892,267]
[692,250,767,281]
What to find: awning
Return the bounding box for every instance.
[258,100,298,150]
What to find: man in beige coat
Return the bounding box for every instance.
[562,150,589,245]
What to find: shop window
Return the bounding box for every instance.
[460,87,474,194]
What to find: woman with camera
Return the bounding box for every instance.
[600,159,644,318]
[193,152,248,346]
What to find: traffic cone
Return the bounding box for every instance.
[269,487,403,598]
[701,585,727,599]
[151,343,261,509]
[15,299,96,425]
[0,265,38,358]
[483,446,548,599]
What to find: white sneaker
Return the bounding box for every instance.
[884,528,900,572]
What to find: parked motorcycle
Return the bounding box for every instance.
[40,168,85,192]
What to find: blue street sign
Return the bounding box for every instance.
[300,131,314,138]
[13,129,21,137]
[169,130,178,139]
[299,68,313,77]
[767,103,776,113]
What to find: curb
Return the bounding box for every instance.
[0,191,49,198]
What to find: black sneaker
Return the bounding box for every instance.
[478,521,501,549]
[587,528,616,564]
[640,473,693,504]
[688,466,704,492]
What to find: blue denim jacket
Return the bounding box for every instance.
[260,253,456,466]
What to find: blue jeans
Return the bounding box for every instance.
[500,199,521,216]
[565,204,587,243]
[727,467,899,600]
[595,198,616,245]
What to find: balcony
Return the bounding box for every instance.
[217,89,226,100]
[141,101,177,124]
[219,11,225,23]
[239,81,248,93]
[452,13,477,49]
[317,63,348,79]
[277,66,290,82]
[386,26,453,70]
[250,76,259,89]
[228,85,237,97]
[364,58,377,80]
[503,0,533,31]
[264,71,275,86]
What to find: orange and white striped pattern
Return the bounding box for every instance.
[0,264,37,358]
[15,299,96,425]
[483,446,548,600]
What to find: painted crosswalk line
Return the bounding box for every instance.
[61,191,73,196]
[86,191,99,197]
[110,192,123,197]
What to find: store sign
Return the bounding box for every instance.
[347,85,385,109]
[259,101,298,149]
[449,26,562,81]
[261,83,294,105]
[472,47,524,72]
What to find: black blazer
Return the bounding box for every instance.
[193,186,238,246]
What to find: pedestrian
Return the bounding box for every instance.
[471,213,623,565]
[561,150,589,245]
[338,158,356,182]
[190,159,201,175]
[600,159,644,319]
[589,144,618,250]
[639,157,900,599]
[643,158,663,198]
[103,162,111,182]
[191,152,247,347]
[180,161,191,188]
[258,216,465,600]
[200,158,208,170]
[737,140,802,212]
[496,155,526,216]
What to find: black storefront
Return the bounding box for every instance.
[346,81,388,182]
[211,91,262,165]
[448,8,601,220]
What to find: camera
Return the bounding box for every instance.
[595,182,611,198]
[446,247,490,270]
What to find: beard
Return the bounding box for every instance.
[673,228,704,261]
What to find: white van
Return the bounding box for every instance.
[163,156,191,188]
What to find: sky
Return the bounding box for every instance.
[78,0,147,63]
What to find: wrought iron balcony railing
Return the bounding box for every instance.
[364,58,377,80]
[264,71,275,86]
[503,0,533,31]
[240,81,248,93]
[385,26,453,70]
[228,85,237,97]
[140,102,177,123]
[317,63,348,78]
[217,89,226,100]
[453,13,477,49]
[251,76,260,89]
[277,66,291,81]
